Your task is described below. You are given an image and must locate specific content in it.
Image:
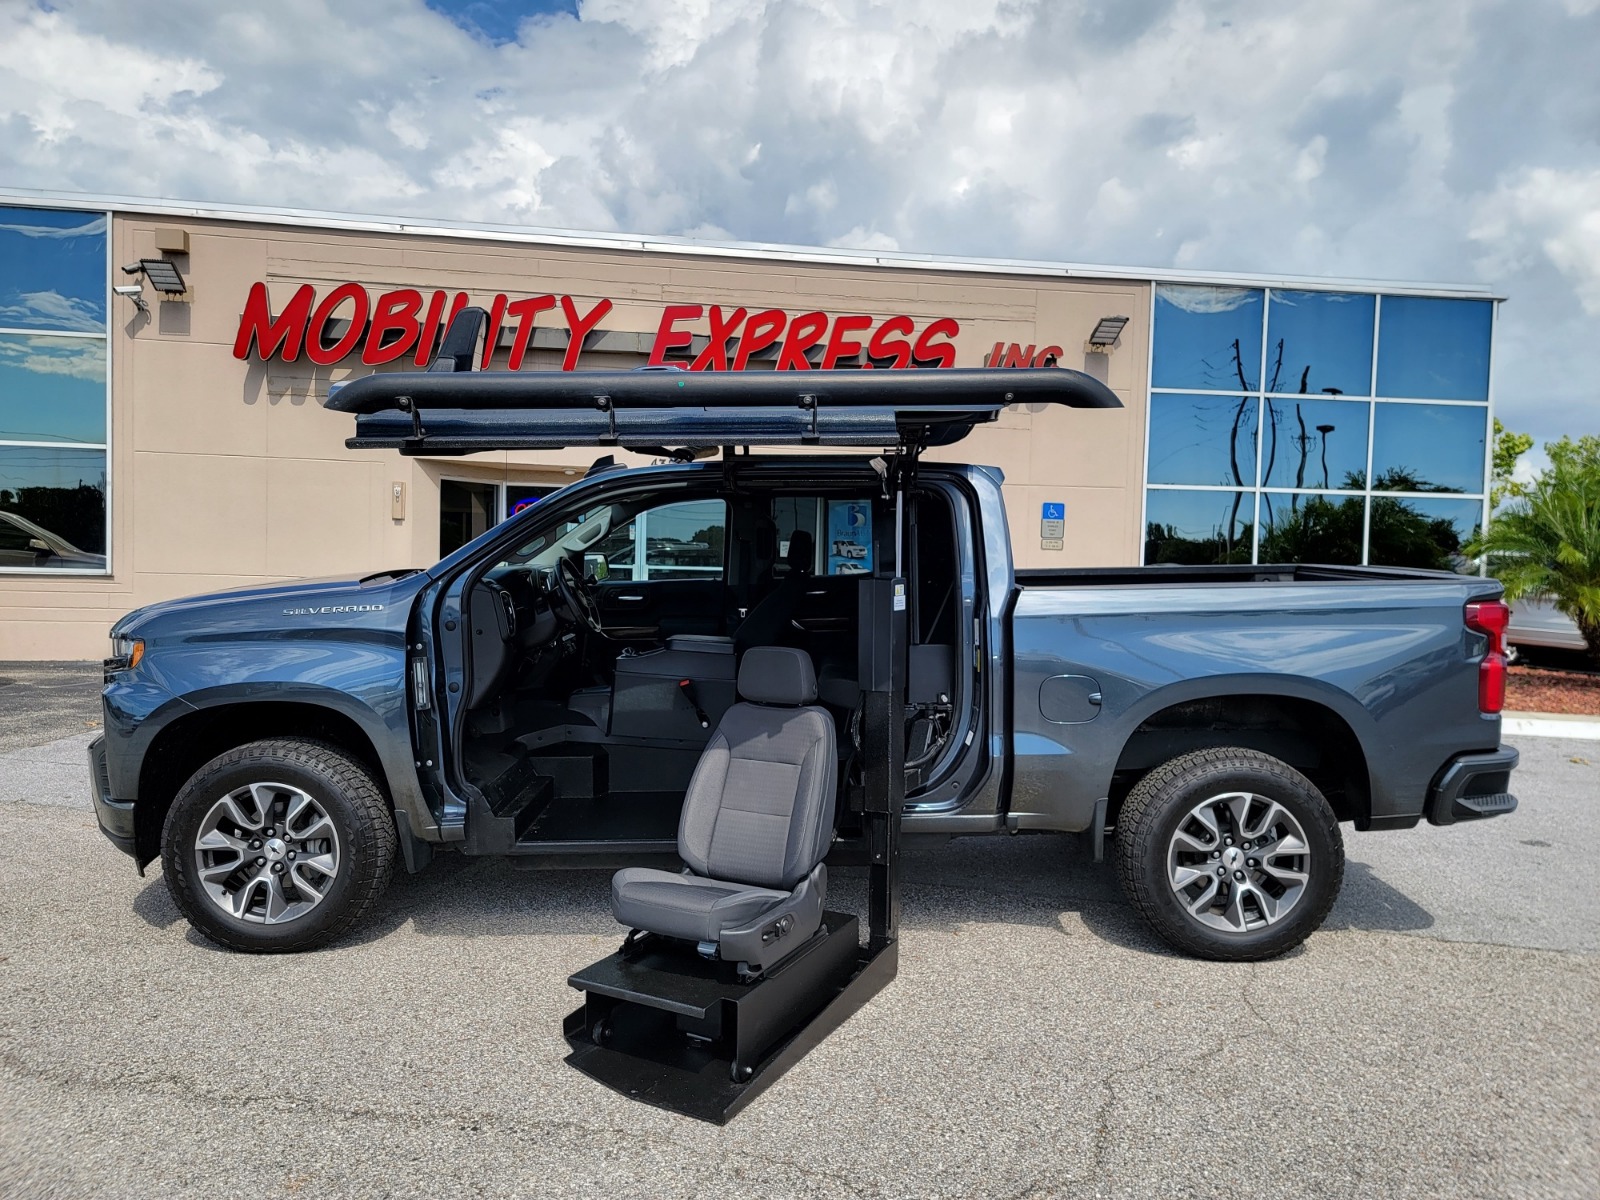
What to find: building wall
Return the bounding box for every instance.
[0,211,1149,659]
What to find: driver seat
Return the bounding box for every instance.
[610,646,836,974]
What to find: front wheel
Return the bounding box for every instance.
[1114,747,1344,961]
[161,739,397,953]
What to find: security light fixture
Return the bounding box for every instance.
[136,257,188,295]
[113,283,149,314]
[1085,315,1129,353]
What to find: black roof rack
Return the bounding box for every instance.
[323,306,1120,455]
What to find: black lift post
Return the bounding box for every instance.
[561,508,909,1125]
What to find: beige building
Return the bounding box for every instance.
[0,191,1499,660]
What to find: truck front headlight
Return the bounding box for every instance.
[105,635,145,673]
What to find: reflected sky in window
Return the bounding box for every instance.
[1152,285,1263,392]
[0,335,107,444]
[1259,396,1367,489]
[1147,394,1258,487]
[1371,403,1487,494]
[1376,297,1492,400]
[0,206,107,334]
[1143,489,1252,565]
[1265,291,1373,396]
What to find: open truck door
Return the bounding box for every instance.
[326,307,1119,1122]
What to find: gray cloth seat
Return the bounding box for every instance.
[611,645,836,972]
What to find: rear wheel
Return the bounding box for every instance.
[161,739,396,953]
[1114,747,1344,961]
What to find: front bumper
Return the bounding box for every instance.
[87,736,137,857]
[1426,744,1520,826]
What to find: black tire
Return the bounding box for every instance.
[161,739,397,953]
[1114,747,1344,961]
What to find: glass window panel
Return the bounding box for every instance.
[641,499,725,579]
[1258,493,1364,565]
[590,519,637,581]
[1368,496,1482,571]
[0,205,107,334]
[439,479,497,556]
[1375,296,1492,400]
[1265,290,1374,397]
[1371,403,1487,495]
[1152,285,1263,391]
[0,446,107,568]
[1147,393,1258,487]
[1143,489,1253,564]
[504,485,555,521]
[0,334,107,444]
[1259,397,1368,490]
[773,496,824,572]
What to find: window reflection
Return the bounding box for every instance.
[1368,496,1481,571]
[1152,285,1263,391]
[1265,291,1374,396]
[0,446,107,568]
[1144,489,1253,565]
[1371,403,1487,495]
[1376,297,1492,400]
[1147,394,1258,487]
[0,334,107,444]
[1258,494,1364,565]
[439,479,497,556]
[1259,397,1367,489]
[0,206,108,334]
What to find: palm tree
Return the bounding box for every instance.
[1468,445,1600,663]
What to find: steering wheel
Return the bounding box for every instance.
[555,556,605,636]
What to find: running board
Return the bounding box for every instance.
[563,913,896,1124]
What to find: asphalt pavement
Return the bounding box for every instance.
[0,670,1595,1199]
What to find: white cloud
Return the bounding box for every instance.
[0,335,107,382]
[0,0,1596,442]
[828,226,900,252]
[1474,167,1600,315]
[0,291,105,333]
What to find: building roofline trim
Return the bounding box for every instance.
[0,185,1504,301]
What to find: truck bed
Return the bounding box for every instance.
[1014,562,1479,589]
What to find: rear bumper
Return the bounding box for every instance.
[1426,745,1519,826]
[87,736,137,857]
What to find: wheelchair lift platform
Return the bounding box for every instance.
[563,575,910,1124]
[563,913,895,1124]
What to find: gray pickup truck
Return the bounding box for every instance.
[92,361,1518,964]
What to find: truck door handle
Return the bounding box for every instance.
[616,595,646,602]
[1088,693,1103,705]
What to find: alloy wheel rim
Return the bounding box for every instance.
[192,782,341,925]
[1165,791,1311,932]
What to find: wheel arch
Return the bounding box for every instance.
[134,699,390,869]
[1107,690,1373,828]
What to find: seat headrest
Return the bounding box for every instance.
[737,646,817,706]
[785,530,814,577]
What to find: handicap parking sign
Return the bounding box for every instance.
[1041,502,1064,521]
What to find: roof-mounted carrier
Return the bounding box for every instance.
[324,306,1119,457]
[327,306,1119,1122]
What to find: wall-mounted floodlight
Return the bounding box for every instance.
[134,257,188,294]
[112,282,149,314]
[1087,315,1130,347]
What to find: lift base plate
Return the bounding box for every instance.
[564,912,896,1124]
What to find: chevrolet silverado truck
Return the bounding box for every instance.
[89,351,1519,963]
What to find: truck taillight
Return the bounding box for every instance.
[1465,600,1510,714]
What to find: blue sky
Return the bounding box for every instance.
[423,1,577,45]
[1,0,1595,456]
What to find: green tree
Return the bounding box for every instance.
[1468,439,1600,663]
[1490,419,1534,509]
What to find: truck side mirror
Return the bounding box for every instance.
[28,537,53,555]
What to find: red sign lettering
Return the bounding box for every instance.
[231,282,987,373]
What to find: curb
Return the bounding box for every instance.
[1503,711,1600,740]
